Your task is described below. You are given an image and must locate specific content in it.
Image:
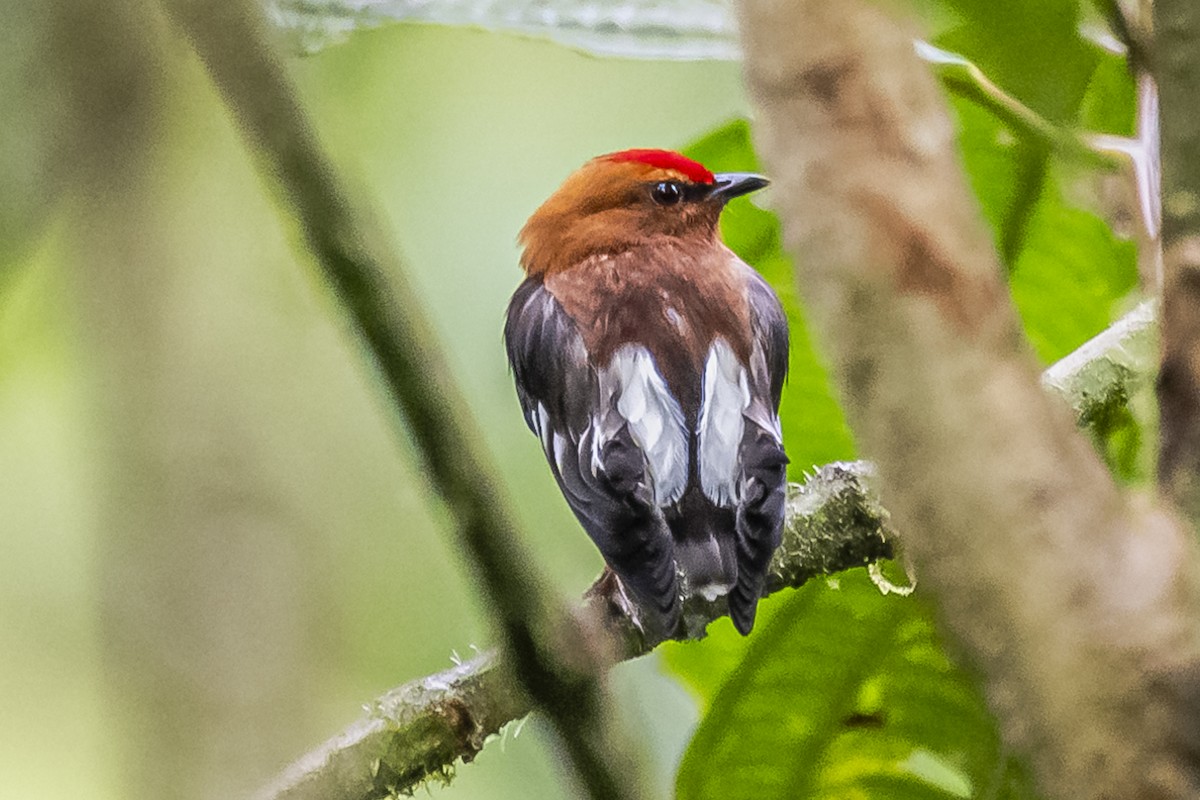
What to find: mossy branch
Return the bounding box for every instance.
[1041,300,1157,428]
[257,301,1157,800]
[257,461,893,800]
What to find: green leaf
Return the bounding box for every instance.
[946,94,1038,259]
[937,1,1097,124]
[933,2,1110,267]
[663,591,789,707]
[1008,187,1138,364]
[928,15,1139,365]
[675,571,1027,800]
[1078,50,1137,137]
[951,101,1048,266]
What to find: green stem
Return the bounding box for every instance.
[919,41,1122,171]
[157,1,646,797]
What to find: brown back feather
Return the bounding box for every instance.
[545,242,751,421]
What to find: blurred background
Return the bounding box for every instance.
[0,4,753,798]
[3,0,1145,797]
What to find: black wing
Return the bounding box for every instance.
[747,270,790,410]
[504,277,681,634]
[504,277,593,437]
[727,270,790,635]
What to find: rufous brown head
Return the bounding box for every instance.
[518,149,768,278]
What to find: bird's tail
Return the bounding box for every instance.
[670,489,738,602]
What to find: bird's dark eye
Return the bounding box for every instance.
[652,181,683,206]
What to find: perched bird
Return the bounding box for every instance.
[504,149,789,636]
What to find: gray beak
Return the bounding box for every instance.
[708,172,770,203]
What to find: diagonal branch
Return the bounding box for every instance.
[917,41,1121,171]
[257,299,1160,800]
[1041,299,1156,427]
[157,1,645,798]
[1155,0,1200,525]
[257,461,894,800]
[737,1,1200,799]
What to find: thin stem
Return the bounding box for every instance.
[157,1,645,797]
[918,41,1122,171]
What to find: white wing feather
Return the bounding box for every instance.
[598,345,690,506]
[698,338,751,506]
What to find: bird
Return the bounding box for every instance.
[504,149,789,637]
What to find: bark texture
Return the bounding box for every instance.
[1156,0,1200,523]
[737,1,1200,797]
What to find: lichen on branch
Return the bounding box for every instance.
[257,460,893,800]
[256,296,1162,800]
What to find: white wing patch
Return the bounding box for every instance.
[598,345,689,506]
[533,402,574,477]
[699,338,751,507]
[746,337,785,443]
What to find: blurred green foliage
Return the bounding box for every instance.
[0,17,742,800]
[677,570,1035,800]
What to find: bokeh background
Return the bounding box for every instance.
[2,1,1148,798]
[1,11,751,800]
